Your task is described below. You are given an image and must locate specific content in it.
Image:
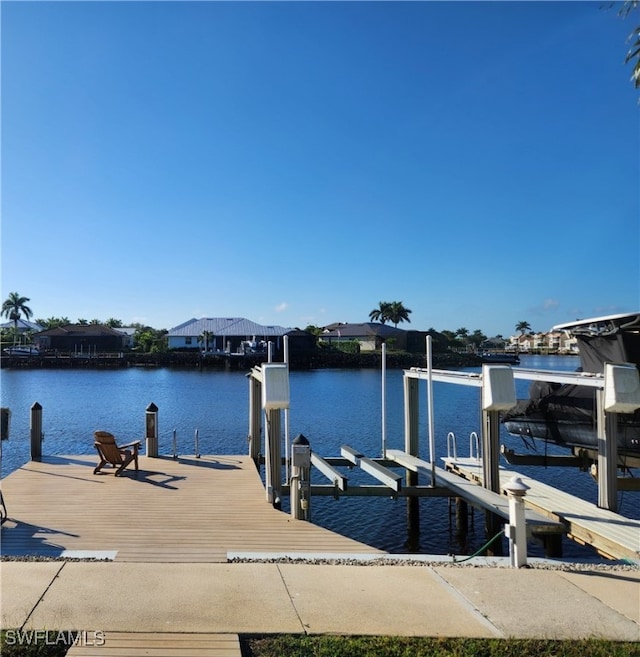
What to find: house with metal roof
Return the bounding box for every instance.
[0,318,44,334]
[166,317,292,354]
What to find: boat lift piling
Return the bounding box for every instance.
[480,365,517,555]
[597,363,640,511]
[248,362,290,509]
[403,357,421,542]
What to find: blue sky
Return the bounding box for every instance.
[2,1,638,337]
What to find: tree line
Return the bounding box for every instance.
[2,291,535,354]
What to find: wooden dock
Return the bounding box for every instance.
[443,457,640,562]
[66,633,241,657]
[0,455,384,562]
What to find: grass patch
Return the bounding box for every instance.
[2,632,637,656]
[0,630,75,657]
[240,635,640,657]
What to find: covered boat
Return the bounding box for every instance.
[502,312,640,458]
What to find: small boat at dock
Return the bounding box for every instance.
[2,346,40,357]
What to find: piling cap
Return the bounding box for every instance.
[293,433,309,446]
[146,402,159,412]
[505,476,529,496]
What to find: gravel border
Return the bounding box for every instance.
[2,554,637,572]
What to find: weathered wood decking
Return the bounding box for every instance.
[0,455,383,562]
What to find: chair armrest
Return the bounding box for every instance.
[120,441,141,450]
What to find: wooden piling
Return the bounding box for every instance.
[455,497,469,538]
[30,402,43,461]
[145,402,159,457]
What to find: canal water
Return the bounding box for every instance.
[1,355,637,559]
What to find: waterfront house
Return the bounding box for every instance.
[0,318,44,337]
[166,317,292,355]
[34,324,129,353]
[320,323,408,351]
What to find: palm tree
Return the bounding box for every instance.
[199,330,213,352]
[620,1,640,89]
[385,301,412,328]
[369,301,392,325]
[515,321,532,335]
[1,292,33,346]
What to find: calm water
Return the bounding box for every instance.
[1,355,636,559]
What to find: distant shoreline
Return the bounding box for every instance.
[0,350,481,371]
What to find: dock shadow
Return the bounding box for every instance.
[0,519,78,558]
[562,513,640,528]
[91,466,187,489]
[152,455,243,471]
[27,455,96,468]
[573,569,640,584]
[128,470,187,490]
[179,456,242,470]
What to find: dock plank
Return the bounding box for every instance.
[66,632,241,657]
[443,458,640,561]
[1,455,384,562]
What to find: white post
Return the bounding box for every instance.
[426,336,435,483]
[381,342,387,457]
[284,335,290,483]
[505,476,529,568]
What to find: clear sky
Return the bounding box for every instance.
[2,1,638,337]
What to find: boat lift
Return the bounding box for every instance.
[405,363,640,512]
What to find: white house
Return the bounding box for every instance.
[166,317,291,353]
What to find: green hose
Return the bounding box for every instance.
[452,529,505,563]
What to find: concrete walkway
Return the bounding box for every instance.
[2,559,638,644]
